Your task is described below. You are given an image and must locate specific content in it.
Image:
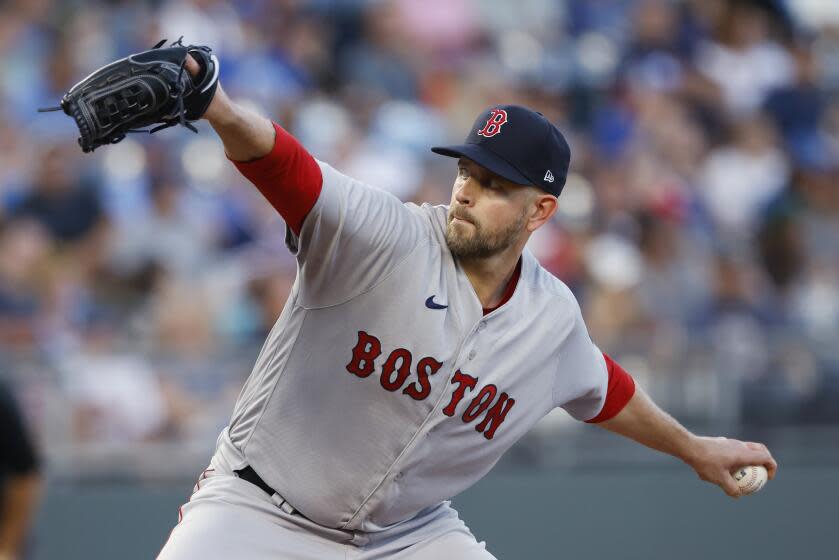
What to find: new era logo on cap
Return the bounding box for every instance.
[430,104,571,196]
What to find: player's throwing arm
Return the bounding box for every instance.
[598,386,777,497]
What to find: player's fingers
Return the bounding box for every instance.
[767,461,778,480]
[743,446,771,467]
[720,473,741,499]
[743,442,777,479]
[763,455,778,480]
[184,54,201,78]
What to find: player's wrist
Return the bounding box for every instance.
[202,83,234,124]
[676,433,704,467]
[679,435,728,473]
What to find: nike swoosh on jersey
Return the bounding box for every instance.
[425,296,448,309]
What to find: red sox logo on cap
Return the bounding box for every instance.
[477,108,508,138]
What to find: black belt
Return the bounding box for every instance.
[234,465,298,515]
[235,465,275,496]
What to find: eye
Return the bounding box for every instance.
[457,166,469,178]
[487,180,505,192]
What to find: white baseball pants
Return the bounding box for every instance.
[157,445,496,559]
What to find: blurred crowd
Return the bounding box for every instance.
[1,0,838,460]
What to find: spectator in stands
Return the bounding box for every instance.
[12,144,106,246]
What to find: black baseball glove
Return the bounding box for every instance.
[39,37,219,153]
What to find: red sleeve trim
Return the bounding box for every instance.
[585,352,636,423]
[230,122,323,236]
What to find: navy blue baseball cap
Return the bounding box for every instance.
[431,105,571,196]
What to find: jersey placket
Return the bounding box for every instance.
[343,315,485,529]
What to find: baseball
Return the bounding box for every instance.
[733,465,768,495]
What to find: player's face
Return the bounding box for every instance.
[445,158,533,259]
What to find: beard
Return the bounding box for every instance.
[445,207,527,259]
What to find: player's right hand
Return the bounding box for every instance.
[685,436,777,498]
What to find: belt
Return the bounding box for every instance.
[234,465,297,515]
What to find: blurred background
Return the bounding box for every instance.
[0,0,837,558]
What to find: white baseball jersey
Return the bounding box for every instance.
[222,160,610,533]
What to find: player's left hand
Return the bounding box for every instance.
[684,436,777,498]
[39,38,220,152]
[184,53,231,123]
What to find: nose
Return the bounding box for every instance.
[455,177,476,206]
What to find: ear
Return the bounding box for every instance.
[525,192,558,232]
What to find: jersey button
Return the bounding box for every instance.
[468,349,476,360]
[395,472,403,480]
[478,322,487,331]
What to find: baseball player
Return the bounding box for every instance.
[156,57,777,559]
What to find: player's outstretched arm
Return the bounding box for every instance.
[185,55,275,162]
[184,54,322,239]
[596,385,778,498]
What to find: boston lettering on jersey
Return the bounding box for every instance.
[346,330,516,440]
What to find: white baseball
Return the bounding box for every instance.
[732,465,768,495]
